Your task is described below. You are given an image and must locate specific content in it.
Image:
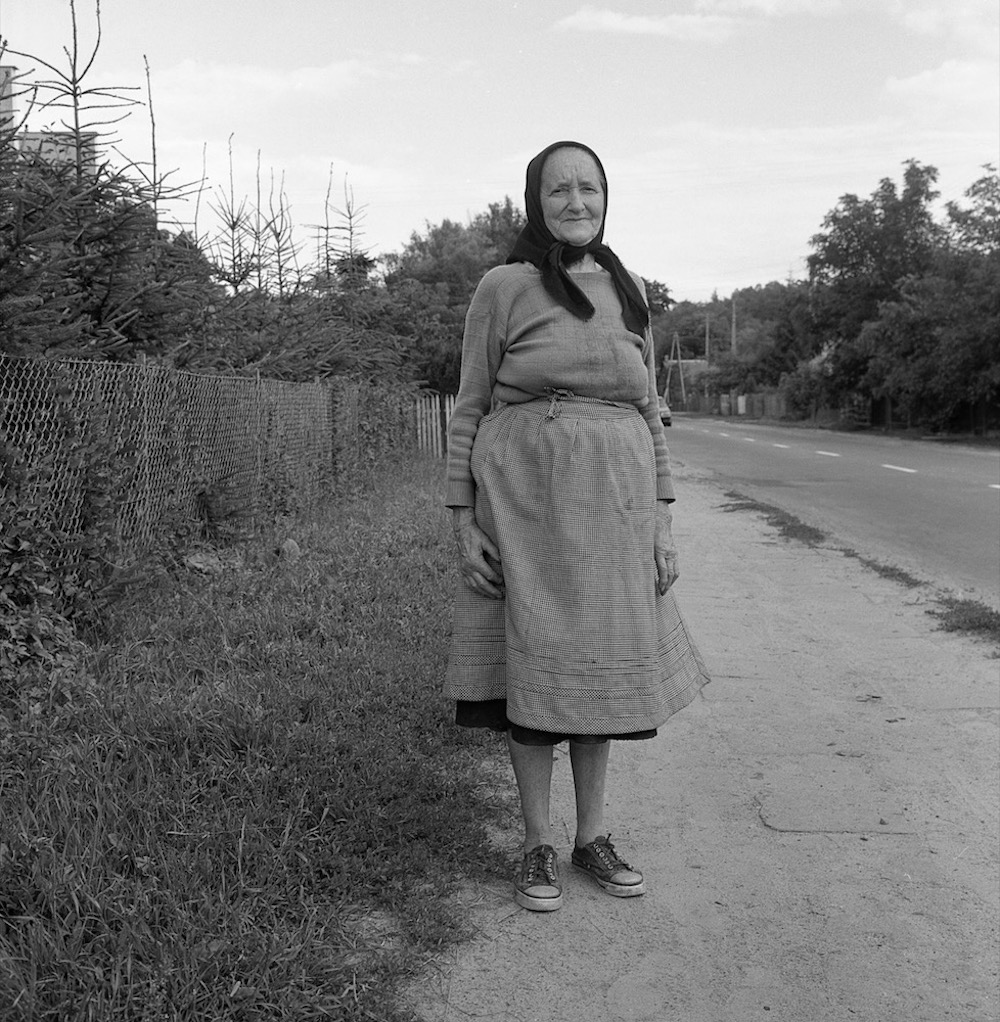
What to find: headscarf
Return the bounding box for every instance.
[506,140,649,336]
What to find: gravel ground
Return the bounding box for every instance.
[409,466,999,1022]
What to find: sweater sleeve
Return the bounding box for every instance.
[444,268,510,508]
[632,273,676,502]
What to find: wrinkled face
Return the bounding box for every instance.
[539,147,606,247]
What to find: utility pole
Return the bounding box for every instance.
[704,313,710,363]
[731,296,737,353]
[665,332,686,405]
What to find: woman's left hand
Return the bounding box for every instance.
[654,502,679,595]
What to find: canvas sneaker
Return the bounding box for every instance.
[514,844,563,911]
[571,835,645,897]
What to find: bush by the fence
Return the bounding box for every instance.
[0,355,429,676]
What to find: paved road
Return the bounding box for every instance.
[666,415,1000,607]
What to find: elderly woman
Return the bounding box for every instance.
[445,141,709,912]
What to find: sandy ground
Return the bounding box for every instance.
[409,465,999,1022]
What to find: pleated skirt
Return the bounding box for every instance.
[445,398,710,735]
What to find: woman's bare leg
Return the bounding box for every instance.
[569,740,611,847]
[507,734,555,852]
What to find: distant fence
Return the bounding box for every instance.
[0,354,431,564]
[414,392,456,458]
[679,389,788,419]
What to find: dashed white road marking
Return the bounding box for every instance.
[684,427,1000,493]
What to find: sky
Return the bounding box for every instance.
[1,0,997,301]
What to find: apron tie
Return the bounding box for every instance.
[544,388,573,419]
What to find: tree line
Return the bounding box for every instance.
[1,10,997,433]
[668,160,998,433]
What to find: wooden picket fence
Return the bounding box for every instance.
[414,393,456,458]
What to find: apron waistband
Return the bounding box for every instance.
[538,388,635,419]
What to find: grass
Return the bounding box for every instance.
[0,454,513,1021]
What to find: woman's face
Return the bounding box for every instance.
[539,148,605,247]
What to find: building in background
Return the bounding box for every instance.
[19,130,98,171]
[1,65,15,131]
[0,62,98,173]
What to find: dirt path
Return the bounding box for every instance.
[410,467,999,1022]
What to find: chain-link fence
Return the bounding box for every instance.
[0,354,417,565]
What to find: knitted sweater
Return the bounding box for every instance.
[445,263,674,508]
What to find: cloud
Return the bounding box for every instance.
[695,0,840,13]
[879,0,999,57]
[886,59,1000,128]
[151,57,381,113]
[554,6,736,42]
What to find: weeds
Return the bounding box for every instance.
[840,550,924,589]
[0,455,512,1021]
[928,597,1000,648]
[719,492,828,546]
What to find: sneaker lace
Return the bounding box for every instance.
[526,847,557,885]
[594,836,631,872]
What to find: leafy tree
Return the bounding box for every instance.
[470,196,526,260]
[658,300,720,363]
[946,164,999,256]
[641,278,673,315]
[734,282,817,384]
[855,166,1000,430]
[806,160,945,398]
[658,281,816,397]
[383,197,527,391]
[387,219,493,299]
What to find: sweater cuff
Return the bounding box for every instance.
[445,480,476,508]
[656,477,676,501]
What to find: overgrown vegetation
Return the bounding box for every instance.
[0,3,428,684]
[0,369,142,676]
[0,5,410,382]
[0,456,513,1021]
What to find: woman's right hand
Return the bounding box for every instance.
[452,507,505,599]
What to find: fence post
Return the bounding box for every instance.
[444,394,455,454]
[436,394,446,456]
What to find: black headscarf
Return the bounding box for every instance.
[506,140,649,336]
